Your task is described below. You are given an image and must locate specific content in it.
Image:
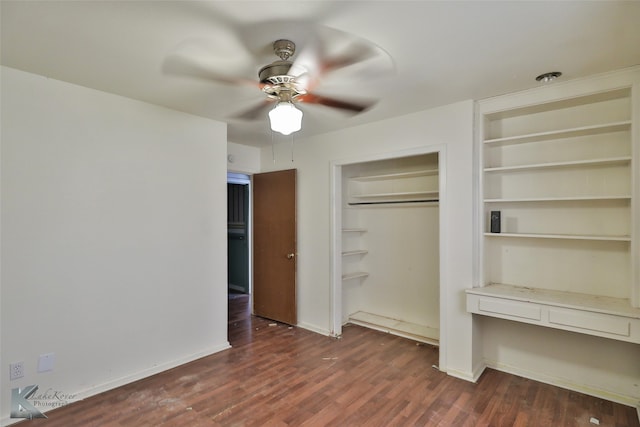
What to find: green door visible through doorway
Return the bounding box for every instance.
[228,182,249,293]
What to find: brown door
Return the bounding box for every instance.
[252,169,297,325]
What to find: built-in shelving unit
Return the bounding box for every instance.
[467,284,640,344]
[467,70,640,341]
[342,272,369,281]
[342,249,369,256]
[348,169,439,205]
[342,228,368,281]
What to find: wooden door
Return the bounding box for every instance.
[253,169,297,325]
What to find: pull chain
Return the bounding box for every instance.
[271,130,275,163]
[290,133,294,162]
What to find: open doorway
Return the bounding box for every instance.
[227,172,251,295]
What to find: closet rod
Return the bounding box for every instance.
[348,199,439,206]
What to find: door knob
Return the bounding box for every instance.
[286,253,295,259]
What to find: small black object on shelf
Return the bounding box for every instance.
[490,211,501,233]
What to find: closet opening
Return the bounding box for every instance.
[331,147,446,368]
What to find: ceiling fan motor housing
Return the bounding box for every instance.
[258,60,294,83]
[259,39,305,100]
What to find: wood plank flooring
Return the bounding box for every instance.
[16,293,639,426]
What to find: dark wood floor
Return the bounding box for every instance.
[18,293,639,426]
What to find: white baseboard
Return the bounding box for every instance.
[296,321,330,336]
[471,361,487,383]
[1,342,231,427]
[484,359,640,409]
[446,363,485,383]
[347,311,440,346]
[73,342,231,400]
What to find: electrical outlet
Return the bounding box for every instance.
[10,362,25,380]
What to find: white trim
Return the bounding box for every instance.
[446,359,485,384]
[631,81,640,307]
[484,358,640,409]
[226,172,251,185]
[330,162,343,337]
[436,146,448,373]
[297,321,331,336]
[479,66,640,115]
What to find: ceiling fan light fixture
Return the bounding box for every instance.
[269,102,303,135]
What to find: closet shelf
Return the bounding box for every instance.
[484,156,631,173]
[351,191,439,199]
[484,196,631,203]
[342,250,368,257]
[484,232,631,242]
[342,272,369,280]
[350,169,438,181]
[483,120,631,146]
[348,311,439,345]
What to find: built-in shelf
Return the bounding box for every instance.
[351,191,439,199]
[466,284,640,344]
[483,120,631,146]
[350,169,438,181]
[349,191,439,205]
[477,80,639,337]
[484,232,631,242]
[342,249,368,256]
[348,168,439,206]
[342,272,369,281]
[484,156,631,173]
[348,311,439,346]
[484,196,631,203]
[342,227,368,281]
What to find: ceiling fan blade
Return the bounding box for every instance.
[289,30,394,94]
[162,38,263,89]
[321,39,381,73]
[297,93,376,113]
[163,58,254,88]
[230,99,274,121]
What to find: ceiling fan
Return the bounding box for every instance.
[163,23,394,136]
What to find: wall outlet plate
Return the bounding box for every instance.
[10,362,25,380]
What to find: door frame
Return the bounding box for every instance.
[330,144,448,372]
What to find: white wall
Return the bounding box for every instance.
[260,100,479,378]
[350,206,440,327]
[1,67,229,424]
[480,317,640,405]
[227,141,261,174]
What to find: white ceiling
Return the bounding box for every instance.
[2,1,640,147]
